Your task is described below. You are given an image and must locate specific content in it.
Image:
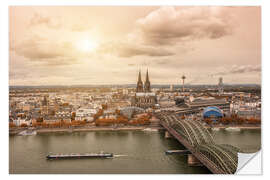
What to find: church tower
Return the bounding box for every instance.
[41,95,49,115]
[144,69,151,92]
[136,70,144,92]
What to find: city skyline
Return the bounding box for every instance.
[9,6,261,86]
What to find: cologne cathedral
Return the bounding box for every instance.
[131,69,157,109]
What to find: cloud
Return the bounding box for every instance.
[13,35,78,65]
[97,41,174,57]
[214,65,261,76]
[71,24,92,32]
[135,7,234,45]
[29,13,61,29]
[155,59,171,65]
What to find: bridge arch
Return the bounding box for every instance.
[197,144,238,174]
[157,112,240,174]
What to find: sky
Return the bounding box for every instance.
[9,6,261,86]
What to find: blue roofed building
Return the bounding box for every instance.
[203,106,223,122]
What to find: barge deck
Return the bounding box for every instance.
[46,153,113,159]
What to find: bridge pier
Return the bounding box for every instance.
[187,154,203,166]
[165,131,173,138]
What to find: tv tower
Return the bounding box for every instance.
[181,75,186,92]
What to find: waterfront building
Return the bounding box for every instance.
[75,108,97,122]
[203,106,224,123]
[13,116,31,126]
[43,118,61,124]
[236,109,261,120]
[54,110,72,121]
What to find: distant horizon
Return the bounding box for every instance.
[9,83,261,88]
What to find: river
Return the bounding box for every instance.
[9,128,261,174]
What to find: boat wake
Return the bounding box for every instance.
[225,127,241,132]
[142,128,158,132]
[212,128,220,131]
[113,154,128,158]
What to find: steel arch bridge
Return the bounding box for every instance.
[156,112,240,174]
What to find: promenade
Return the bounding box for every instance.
[9,125,164,135]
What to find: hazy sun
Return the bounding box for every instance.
[76,39,98,52]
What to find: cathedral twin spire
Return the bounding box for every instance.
[136,69,151,92]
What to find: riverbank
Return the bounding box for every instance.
[37,126,164,134]
[9,123,261,135]
[9,125,165,135]
[204,124,261,130]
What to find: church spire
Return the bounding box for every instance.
[146,69,149,82]
[136,70,143,92]
[144,69,151,92]
[138,70,142,82]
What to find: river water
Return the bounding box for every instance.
[9,129,261,174]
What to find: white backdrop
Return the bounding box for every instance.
[1,0,268,179]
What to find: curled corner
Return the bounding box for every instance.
[235,150,262,174]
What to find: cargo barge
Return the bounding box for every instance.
[46,152,113,159]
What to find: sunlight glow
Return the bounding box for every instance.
[76,39,98,52]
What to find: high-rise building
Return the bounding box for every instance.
[170,84,174,91]
[218,77,224,95]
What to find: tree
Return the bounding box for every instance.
[36,117,43,123]
[130,114,151,125]
[220,117,229,125]
[117,115,128,124]
[204,118,212,125]
[20,123,28,127]
[41,122,48,128]
[62,103,69,107]
[50,110,55,116]
[9,122,16,128]
[53,122,61,128]
[94,109,103,121]
[115,109,121,115]
[34,122,42,127]
[247,117,260,124]
[71,112,76,121]
[65,122,71,127]
[80,120,86,126]
[236,117,245,125]
[102,104,108,110]
[32,122,37,127]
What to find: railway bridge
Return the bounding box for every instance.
[156,112,241,174]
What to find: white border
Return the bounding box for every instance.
[5,0,263,6]
[1,0,269,179]
[3,0,265,6]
